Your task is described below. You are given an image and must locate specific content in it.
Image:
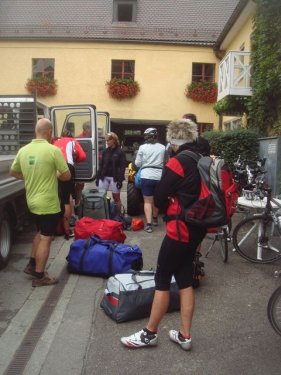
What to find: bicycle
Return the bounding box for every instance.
[204,223,232,263]
[267,271,281,336]
[232,187,281,263]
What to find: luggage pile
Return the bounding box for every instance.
[65,186,204,324]
[66,188,144,278]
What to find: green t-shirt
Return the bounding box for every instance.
[11,139,69,215]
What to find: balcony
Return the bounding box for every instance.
[218,51,252,101]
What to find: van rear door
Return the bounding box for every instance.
[96,111,110,164]
[50,105,97,181]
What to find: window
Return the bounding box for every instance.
[224,119,241,131]
[192,63,215,83]
[198,123,214,134]
[113,0,137,22]
[111,60,135,79]
[32,58,55,79]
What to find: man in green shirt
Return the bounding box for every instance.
[10,118,71,287]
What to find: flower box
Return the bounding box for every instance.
[106,78,140,100]
[185,81,217,104]
[25,77,58,97]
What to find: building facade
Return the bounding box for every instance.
[0,0,241,136]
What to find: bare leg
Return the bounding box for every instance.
[143,196,153,224]
[74,182,84,206]
[146,290,170,332]
[34,234,53,273]
[31,232,41,258]
[179,287,195,337]
[112,192,121,211]
[152,200,159,219]
[63,203,72,234]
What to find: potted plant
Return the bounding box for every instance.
[25,76,58,97]
[213,96,250,116]
[106,78,140,100]
[185,81,217,104]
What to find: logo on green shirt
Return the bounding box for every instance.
[28,156,36,165]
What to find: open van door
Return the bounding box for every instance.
[96,111,110,165]
[50,105,97,181]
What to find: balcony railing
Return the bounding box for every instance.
[218,51,252,101]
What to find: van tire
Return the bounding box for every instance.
[0,212,12,270]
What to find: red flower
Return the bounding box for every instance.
[25,77,58,97]
[106,78,140,100]
[185,81,217,104]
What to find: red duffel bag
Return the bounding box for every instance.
[74,217,126,243]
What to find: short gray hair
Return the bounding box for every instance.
[166,119,198,144]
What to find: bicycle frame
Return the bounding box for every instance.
[234,188,281,262]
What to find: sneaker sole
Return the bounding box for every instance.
[120,338,158,348]
[169,331,192,351]
[32,278,59,287]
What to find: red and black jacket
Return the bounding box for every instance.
[154,144,205,242]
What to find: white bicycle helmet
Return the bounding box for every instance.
[144,127,157,141]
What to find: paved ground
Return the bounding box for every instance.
[1,187,281,375]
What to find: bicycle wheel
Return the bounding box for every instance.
[232,214,281,263]
[267,286,281,336]
[217,226,228,263]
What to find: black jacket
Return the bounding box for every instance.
[98,146,127,183]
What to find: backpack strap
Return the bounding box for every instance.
[179,150,202,162]
[140,165,163,170]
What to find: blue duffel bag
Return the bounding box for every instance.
[66,235,143,277]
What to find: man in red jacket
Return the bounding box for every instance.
[54,130,86,239]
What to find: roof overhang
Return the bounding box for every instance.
[215,0,256,52]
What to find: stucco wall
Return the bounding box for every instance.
[0,40,220,126]
[226,16,253,52]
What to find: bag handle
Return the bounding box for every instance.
[131,270,155,289]
[79,235,118,275]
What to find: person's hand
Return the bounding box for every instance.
[116,181,123,190]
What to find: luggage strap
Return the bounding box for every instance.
[81,236,116,275]
[131,270,155,289]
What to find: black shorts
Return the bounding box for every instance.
[30,212,60,236]
[58,164,75,205]
[155,231,205,291]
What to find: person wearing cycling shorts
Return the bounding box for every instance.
[121,118,207,351]
[134,128,165,233]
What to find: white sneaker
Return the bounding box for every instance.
[121,329,158,348]
[169,330,192,351]
[144,225,153,233]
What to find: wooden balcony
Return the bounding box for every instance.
[218,51,252,101]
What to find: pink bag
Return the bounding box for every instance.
[74,217,126,243]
